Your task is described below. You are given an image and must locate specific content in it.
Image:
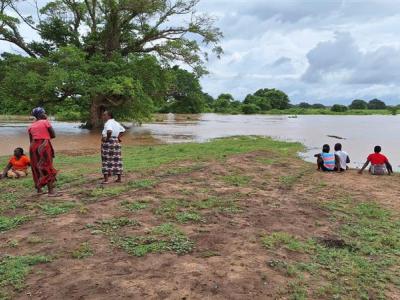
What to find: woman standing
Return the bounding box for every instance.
[101,111,125,184]
[28,107,58,196]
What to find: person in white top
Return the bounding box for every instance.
[334,143,350,172]
[101,111,126,184]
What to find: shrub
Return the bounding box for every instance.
[331,104,348,112]
[241,103,260,114]
[349,99,368,110]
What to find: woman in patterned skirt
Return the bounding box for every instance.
[101,111,125,184]
[28,107,59,196]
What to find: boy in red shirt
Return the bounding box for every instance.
[358,146,393,175]
[0,148,31,179]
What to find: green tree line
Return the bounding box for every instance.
[0,0,222,127]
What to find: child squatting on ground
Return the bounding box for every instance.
[0,148,30,179]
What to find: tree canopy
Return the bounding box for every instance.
[367,99,386,110]
[0,0,223,126]
[349,99,368,110]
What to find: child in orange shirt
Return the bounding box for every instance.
[0,148,31,179]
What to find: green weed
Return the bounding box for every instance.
[175,211,202,223]
[92,217,140,235]
[114,223,193,257]
[0,216,29,232]
[263,199,400,299]
[221,174,252,186]
[120,200,148,212]
[0,255,50,293]
[71,242,94,259]
[262,232,312,253]
[39,202,76,216]
[279,169,309,189]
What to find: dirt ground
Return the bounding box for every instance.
[1,149,399,300]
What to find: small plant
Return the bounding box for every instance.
[0,216,29,232]
[39,202,76,216]
[127,179,157,189]
[114,223,193,257]
[279,170,308,189]
[175,211,202,223]
[94,217,140,235]
[261,232,312,253]
[72,242,94,259]
[120,200,148,212]
[7,240,19,248]
[221,174,252,186]
[0,255,50,292]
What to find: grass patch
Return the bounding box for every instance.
[120,200,148,212]
[39,202,76,216]
[263,198,400,299]
[126,179,157,189]
[175,211,202,223]
[279,169,309,189]
[113,223,193,257]
[221,174,252,186]
[0,216,29,232]
[71,242,94,259]
[85,179,157,200]
[0,255,50,295]
[262,232,312,253]
[90,217,140,235]
[155,198,190,218]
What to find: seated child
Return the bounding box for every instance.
[314,144,340,172]
[334,143,350,172]
[0,148,31,179]
[358,145,393,175]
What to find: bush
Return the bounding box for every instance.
[331,104,348,112]
[298,102,312,108]
[368,99,386,110]
[311,103,326,109]
[349,99,368,110]
[242,104,260,114]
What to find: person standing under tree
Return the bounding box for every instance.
[101,111,125,184]
[28,107,59,196]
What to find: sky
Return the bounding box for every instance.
[197,0,400,104]
[1,0,400,104]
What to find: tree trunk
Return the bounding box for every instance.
[88,97,106,129]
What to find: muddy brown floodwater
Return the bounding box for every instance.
[1,113,400,170]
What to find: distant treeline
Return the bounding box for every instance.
[164,89,396,115]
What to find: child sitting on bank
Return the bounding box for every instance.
[358,145,393,175]
[334,143,350,172]
[0,148,31,179]
[315,144,340,172]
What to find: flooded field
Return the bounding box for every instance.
[1,113,400,169]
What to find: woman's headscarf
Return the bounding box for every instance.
[31,107,46,119]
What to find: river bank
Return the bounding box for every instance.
[0,137,399,299]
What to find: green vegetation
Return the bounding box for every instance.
[120,200,149,212]
[71,242,94,259]
[0,255,50,296]
[91,217,140,235]
[113,223,193,257]
[0,0,222,126]
[0,216,29,232]
[262,197,400,299]
[39,202,76,216]
[221,174,252,186]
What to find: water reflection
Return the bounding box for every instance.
[1,114,400,170]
